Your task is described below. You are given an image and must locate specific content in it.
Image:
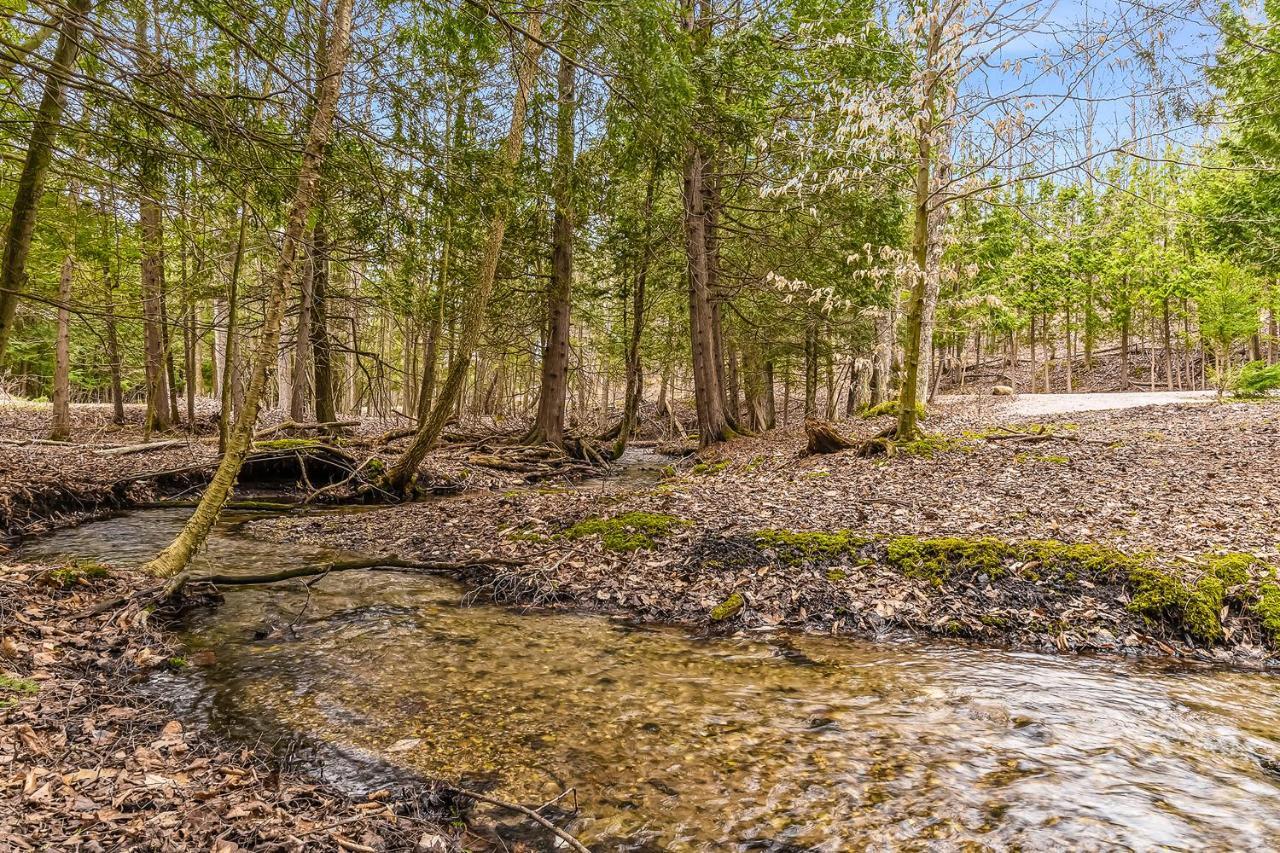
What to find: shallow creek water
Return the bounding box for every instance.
[22,508,1280,851]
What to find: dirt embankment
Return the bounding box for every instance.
[255,400,1280,667]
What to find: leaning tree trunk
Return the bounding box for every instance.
[144,0,356,586]
[527,2,578,448]
[0,0,93,364]
[382,14,544,494]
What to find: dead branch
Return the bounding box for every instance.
[93,439,186,456]
[453,788,590,853]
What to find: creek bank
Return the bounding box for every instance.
[252,400,1280,668]
[0,562,467,851]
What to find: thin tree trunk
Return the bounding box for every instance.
[48,239,74,441]
[528,2,578,448]
[145,0,355,584]
[101,226,125,426]
[0,0,93,363]
[616,157,660,453]
[310,217,337,426]
[383,13,543,492]
[219,200,248,451]
[289,237,314,420]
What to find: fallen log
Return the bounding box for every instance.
[805,419,857,455]
[94,439,186,456]
[194,555,525,587]
[254,419,359,440]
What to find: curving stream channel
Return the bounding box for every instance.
[22,507,1280,851]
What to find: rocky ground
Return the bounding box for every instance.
[254,398,1280,667]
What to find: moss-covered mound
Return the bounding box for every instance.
[565,511,690,552]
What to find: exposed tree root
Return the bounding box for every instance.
[804,419,858,455]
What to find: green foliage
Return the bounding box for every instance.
[564,511,689,552]
[1232,361,1280,399]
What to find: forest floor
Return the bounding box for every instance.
[3,394,1279,849]
[253,396,1280,667]
[0,562,467,851]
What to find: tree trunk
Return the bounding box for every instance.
[0,0,93,364]
[383,13,543,493]
[310,217,337,426]
[219,200,248,451]
[101,237,125,426]
[144,0,355,584]
[289,237,314,420]
[616,157,660,453]
[48,245,74,441]
[803,322,818,418]
[528,2,578,448]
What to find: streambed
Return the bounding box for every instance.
[22,508,1280,851]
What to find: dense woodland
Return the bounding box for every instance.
[0,0,1278,566]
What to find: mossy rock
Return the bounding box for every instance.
[1127,552,1263,643]
[710,592,745,621]
[251,438,325,452]
[564,511,690,552]
[0,674,38,708]
[41,559,111,590]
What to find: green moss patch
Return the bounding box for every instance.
[859,400,928,421]
[1126,552,1280,644]
[41,559,111,589]
[251,438,325,452]
[565,511,690,552]
[710,592,745,621]
[756,529,870,563]
[690,459,731,476]
[0,674,38,708]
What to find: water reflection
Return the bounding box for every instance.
[23,510,1280,851]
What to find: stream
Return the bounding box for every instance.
[22,506,1280,851]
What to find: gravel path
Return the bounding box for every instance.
[937,390,1218,418]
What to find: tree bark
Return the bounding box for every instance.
[144,0,356,584]
[0,0,93,364]
[528,1,578,448]
[382,13,544,493]
[616,157,660,453]
[310,217,337,426]
[48,231,75,441]
[289,237,314,420]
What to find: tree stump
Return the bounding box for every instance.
[805,419,857,455]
